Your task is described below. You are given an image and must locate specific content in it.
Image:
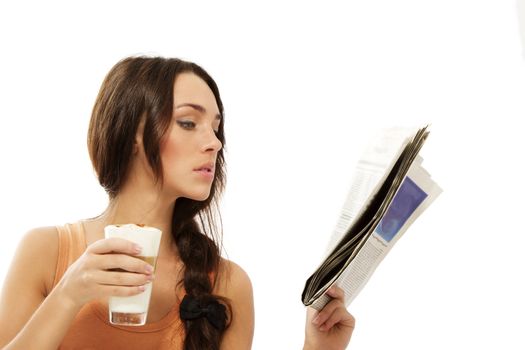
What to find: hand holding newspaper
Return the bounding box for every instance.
[302,125,442,310]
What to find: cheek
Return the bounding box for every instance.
[160,135,184,170]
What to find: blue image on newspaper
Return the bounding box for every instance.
[375,177,428,242]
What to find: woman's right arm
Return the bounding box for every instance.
[0,227,154,350]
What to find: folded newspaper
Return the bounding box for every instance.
[302,125,442,310]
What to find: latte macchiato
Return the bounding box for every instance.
[104,224,162,326]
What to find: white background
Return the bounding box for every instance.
[1,1,524,349]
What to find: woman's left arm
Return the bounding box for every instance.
[216,260,254,350]
[303,286,355,350]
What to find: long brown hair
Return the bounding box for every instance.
[87,55,230,349]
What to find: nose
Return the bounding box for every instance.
[202,129,222,153]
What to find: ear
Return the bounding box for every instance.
[134,117,146,155]
[134,132,142,155]
[133,139,141,155]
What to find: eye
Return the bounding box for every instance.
[177,121,195,129]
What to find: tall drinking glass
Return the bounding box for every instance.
[104,224,162,326]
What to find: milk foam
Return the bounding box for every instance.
[104,224,162,256]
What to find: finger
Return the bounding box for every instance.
[87,237,143,256]
[320,307,356,332]
[306,306,318,320]
[96,270,154,287]
[97,254,154,275]
[312,297,343,326]
[100,284,148,298]
[326,285,345,301]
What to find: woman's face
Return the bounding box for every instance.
[159,72,222,201]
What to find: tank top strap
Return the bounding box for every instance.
[52,222,87,288]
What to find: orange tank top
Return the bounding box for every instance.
[53,222,185,350]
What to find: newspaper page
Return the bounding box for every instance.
[302,127,425,307]
[309,157,442,310]
[323,127,420,257]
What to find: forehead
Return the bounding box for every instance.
[172,72,219,113]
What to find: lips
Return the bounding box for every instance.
[194,162,215,173]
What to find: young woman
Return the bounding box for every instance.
[0,56,354,350]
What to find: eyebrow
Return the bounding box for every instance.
[175,103,222,121]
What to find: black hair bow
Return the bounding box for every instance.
[179,295,227,331]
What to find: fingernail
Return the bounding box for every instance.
[145,265,154,273]
[138,285,146,291]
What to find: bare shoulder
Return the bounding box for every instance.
[0,226,60,346]
[19,226,59,246]
[17,226,59,259]
[215,258,255,349]
[215,258,253,297]
[14,226,60,295]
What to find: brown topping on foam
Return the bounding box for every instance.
[136,223,145,227]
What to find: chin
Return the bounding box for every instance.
[185,190,212,202]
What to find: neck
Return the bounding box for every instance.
[94,170,180,258]
[104,193,174,232]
